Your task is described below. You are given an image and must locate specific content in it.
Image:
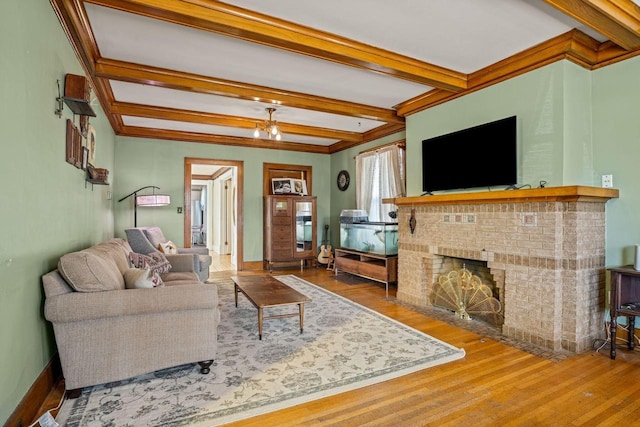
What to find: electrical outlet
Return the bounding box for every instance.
[177,207,183,214]
[602,174,613,188]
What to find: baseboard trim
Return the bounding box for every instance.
[4,354,61,427]
[242,261,264,270]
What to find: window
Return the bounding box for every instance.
[355,144,405,222]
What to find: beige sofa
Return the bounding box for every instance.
[42,238,220,395]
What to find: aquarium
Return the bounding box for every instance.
[339,221,398,256]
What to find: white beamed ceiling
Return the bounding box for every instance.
[54,0,639,151]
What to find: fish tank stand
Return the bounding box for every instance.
[333,248,397,299]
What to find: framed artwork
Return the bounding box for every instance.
[272,178,293,194]
[74,128,83,169]
[65,119,75,166]
[87,124,96,166]
[292,179,308,195]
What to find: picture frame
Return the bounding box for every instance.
[272,178,294,194]
[292,178,308,195]
[65,119,76,166]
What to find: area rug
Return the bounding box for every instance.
[55,275,465,426]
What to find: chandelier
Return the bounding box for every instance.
[253,107,282,140]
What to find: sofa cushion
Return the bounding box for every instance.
[124,268,164,289]
[58,251,125,292]
[143,227,167,249]
[161,271,200,283]
[129,251,172,274]
[85,238,132,275]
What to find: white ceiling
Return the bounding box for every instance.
[54,0,639,150]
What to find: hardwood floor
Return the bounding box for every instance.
[33,267,640,426]
[210,251,235,272]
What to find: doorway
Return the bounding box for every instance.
[184,158,244,272]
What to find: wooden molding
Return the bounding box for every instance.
[95,58,402,124]
[242,260,264,270]
[119,126,331,154]
[210,167,232,181]
[111,102,363,142]
[543,0,640,50]
[385,185,619,207]
[53,1,640,152]
[184,157,244,270]
[5,355,62,427]
[263,162,313,197]
[87,0,467,91]
[329,123,406,154]
[396,30,640,117]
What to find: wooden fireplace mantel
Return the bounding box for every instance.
[384,186,619,207]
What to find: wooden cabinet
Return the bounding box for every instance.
[334,248,397,298]
[608,266,640,359]
[264,195,317,271]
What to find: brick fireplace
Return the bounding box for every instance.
[387,186,618,353]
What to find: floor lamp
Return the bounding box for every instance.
[118,186,171,227]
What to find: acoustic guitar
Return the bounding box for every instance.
[317,224,333,265]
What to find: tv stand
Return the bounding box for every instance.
[333,248,397,298]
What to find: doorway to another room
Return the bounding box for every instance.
[184,158,243,273]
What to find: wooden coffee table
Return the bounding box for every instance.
[231,275,311,340]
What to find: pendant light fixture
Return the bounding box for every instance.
[253,107,282,141]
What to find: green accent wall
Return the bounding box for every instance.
[404,58,640,268]
[592,55,640,267]
[5,1,640,423]
[328,133,406,247]
[0,1,115,424]
[406,62,570,197]
[113,137,331,262]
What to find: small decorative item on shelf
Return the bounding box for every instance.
[88,165,109,182]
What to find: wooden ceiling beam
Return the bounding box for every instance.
[86,0,467,91]
[112,102,363,142]
[119,126,331,154]
[396,30,614,117]
[328,123,405,153]
[95,58,403,124]
[543,0,640,50]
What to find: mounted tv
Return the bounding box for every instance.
[422,116,517,193]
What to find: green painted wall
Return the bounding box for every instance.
[406,62,571,197]
[404,58,640,268]
[0,1,116,424]
[113,137,331,261]
[328,132,405,246]
[592,55,640,267]
[6,0,640,422]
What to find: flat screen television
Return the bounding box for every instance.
[422,116,517,193]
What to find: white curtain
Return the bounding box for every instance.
[356,145,405,222]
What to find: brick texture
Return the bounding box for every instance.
[397,201,607,353]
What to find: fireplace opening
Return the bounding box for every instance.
[430,257,504,327]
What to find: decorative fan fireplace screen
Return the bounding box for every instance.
[430,265,504,326]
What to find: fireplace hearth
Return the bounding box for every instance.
[387,186,618,353]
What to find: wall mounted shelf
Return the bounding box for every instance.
[62,96,96,117]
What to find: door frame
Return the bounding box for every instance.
[184,157,244,271]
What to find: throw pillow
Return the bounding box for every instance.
[157,240,178,254]
[58,251,125,292]
[128,251,172,274]
[124,268,164,289]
